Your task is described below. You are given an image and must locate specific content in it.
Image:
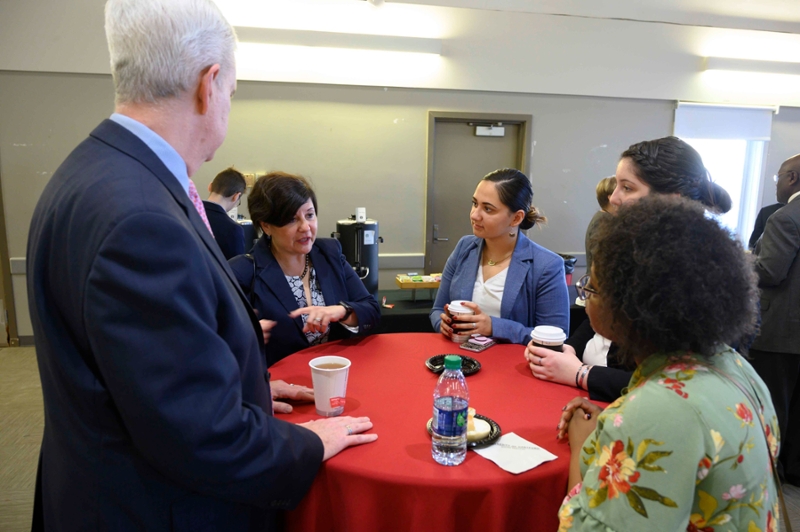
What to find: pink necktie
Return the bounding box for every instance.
[188,179,214,237]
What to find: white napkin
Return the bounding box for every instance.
[473,432,558,474]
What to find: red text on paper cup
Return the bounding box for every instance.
[329,397,346,408]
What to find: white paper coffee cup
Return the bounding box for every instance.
[309,356,351,417]
[530,326,567,351]
[447,300,475,343]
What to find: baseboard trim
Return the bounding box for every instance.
[18,335,35,346]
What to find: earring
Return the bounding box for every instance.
[509,231,516,237]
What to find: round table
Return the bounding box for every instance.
[269,332,589,532]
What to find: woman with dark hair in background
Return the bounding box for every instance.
[610,136,731,212]
[527,137,734,403]
[430,168,570,345]
[230,172,380,369]
[557,195,780,531]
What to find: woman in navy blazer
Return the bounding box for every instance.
[430,168,570,345]
[230,172,380,367]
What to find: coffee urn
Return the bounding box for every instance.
[332,208,382,296]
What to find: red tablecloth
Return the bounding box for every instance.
[269,332,589,532]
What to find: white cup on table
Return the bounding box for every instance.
[309,356,351,417]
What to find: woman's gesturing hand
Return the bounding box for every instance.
[289,305,348,334]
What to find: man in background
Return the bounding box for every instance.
[749,202,784,250]
[749,154,800,485]
[204,166,247,259]
[26,1,375,530]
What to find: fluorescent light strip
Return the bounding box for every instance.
[677,101,779,113]
[704,57,800,76]
[235,26,442,55]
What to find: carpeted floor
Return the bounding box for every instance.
[0,347,43,532]
[1,345,799,531]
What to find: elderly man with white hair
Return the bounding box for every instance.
[26,1,377,530]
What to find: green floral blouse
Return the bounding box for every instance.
[559,347,781,532]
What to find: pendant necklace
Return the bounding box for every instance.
[485,251,513,266]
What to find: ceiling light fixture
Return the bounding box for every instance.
[235,26,442,55]
[704,57,800,76]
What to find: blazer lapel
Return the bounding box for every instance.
[310,245,338,307]
[459,239,482,300]
[255,243,307,336]
[500,236,531,317]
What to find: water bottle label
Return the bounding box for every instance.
[432,404,468,438]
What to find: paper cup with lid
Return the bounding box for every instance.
[446,300,475,343]
[530,326,567,352]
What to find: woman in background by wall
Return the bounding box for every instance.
[430,168,570,345]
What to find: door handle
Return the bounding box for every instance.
[433,224,449,242]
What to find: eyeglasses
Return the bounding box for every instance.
[774,171,793,183]
[576,274,599,300]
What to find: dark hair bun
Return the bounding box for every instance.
[521,206,546,230]
[482,168,546,229]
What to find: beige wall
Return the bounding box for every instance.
[0,71,674,338]
[0,72,115,338]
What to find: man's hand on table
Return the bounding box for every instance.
[299,416,378,461]
[270,379,314,414]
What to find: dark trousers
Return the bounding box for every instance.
[748,348,800,484]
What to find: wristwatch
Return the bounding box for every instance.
[339,301,354,320]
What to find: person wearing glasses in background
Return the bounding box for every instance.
[556,195,780,531]
[526,136,732,402]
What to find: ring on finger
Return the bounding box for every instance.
[314,317,322,322]
[345,424,353,436]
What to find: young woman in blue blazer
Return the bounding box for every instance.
[430,168,570,345]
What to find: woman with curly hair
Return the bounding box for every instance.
[527,137,733,402]
[556,195,781,531]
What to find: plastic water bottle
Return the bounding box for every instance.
[432,355,469,466]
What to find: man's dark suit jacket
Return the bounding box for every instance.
[749,202,784,250]
[26,119,323,532]
[752,197,800,355]
[229,235,380,367]
[203,200,245,260]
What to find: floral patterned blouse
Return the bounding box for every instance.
[285,267,328,346]
[559,346,781,532]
